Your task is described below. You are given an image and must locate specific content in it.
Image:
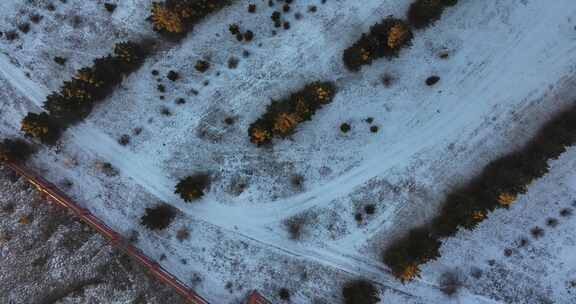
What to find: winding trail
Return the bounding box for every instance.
[1,1,576,303]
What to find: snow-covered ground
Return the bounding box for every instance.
[1,0,576,303]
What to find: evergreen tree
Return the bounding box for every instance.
[20,112,61,144]
[175,175,209,202]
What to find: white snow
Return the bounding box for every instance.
[1,0,576,303]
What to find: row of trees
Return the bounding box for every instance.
[343,0,459,72]
[248,82,336,146]
[150,0,231,37]
[343,17,413,71]
[21,42,148,145]
[383,106,576,281]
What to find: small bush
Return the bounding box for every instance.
[195,60,210,73]
[141,203,177,230]
[342,280,380,304]
[54,56,67,65]
[426,75,440,86]
[278,288,290,301]
[175,174,210,202]
[176,227,190,241]
[343,17,413,71]
[364,204,376,215]
[285,215,307,240]
[104,3,117,13]
[249,82,336,145]
[340,123,351,133]
[0,138,34,162]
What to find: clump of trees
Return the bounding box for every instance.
[407,0,458,29]
[21,41,148,144]
[343,17,413,72]
[0,138,34,163]
[342,280,380,304]
[150,0,231,38]
[175,174,210,202]
[383,105,576,282]
[248,82,336,146]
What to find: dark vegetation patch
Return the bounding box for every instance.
[343,17,413,72]
[546,218,558,227]
[248,82,336,146]
[426,75,440,86]
[407,0,458,29]
[0,138,35,163]
[104,3,117,13]
[96,161,119,177]
[5,30,18,41]
[21,42,149,145]
[340,123,351,133]
[530,226,544,239]
[354,212,363,223]
[140,203,177,230]
[290,174,304,190]
[284,215,307,240]
[227,57,239,69]
[364,204,376,215]
[175,174,210,202]
[150,0,232,39]
[381,74,395,87]
[118,134,130,146]
[560,208,572,217]
[383,104,576,281]
[176,227,190,242]
[167,70,179,81]
[342,280,380,304]
[54,56,67,65]
[278,288,290,301]
[194,60,210,73]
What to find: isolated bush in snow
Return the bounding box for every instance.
[407,0,458,29]
[342,280,380,304]
[20,112,61,145]
[141,203,177,230]
[248,82,336,145]
[343,17,413,71]
[0,138,34,163]
[175,174,210,202]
